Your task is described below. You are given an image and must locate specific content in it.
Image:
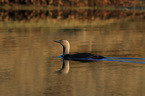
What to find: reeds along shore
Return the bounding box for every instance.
[0,9,145,22]
[0,0,143,7]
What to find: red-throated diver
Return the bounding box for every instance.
[54,40,105,60]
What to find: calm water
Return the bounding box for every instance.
[0,10,145,96]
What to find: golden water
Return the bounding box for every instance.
[0,17,145,96]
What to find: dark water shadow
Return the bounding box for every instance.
[103,57,145,64]
[56,56,145,74]
[58,55,145,64]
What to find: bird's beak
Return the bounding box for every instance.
[54,40,60,43]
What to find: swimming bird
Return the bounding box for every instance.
[54,40,105,61]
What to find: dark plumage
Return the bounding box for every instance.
[63,53,104,60]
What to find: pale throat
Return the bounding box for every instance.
[63,44,70,55]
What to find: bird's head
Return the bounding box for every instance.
[54,40,70,54]
[54,40,70,47]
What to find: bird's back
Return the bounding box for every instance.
[63,53,105,60]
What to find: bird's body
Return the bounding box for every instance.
[63,53,104,60]
[54,40,105,61]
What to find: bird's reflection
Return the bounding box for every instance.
[57,56,102,74]
[57,57,102,74]
[57,56,145,74]
[58,59,70,74]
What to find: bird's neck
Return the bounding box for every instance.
[63,45,70,55]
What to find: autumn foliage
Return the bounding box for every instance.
[0,0,141,7]
[0,9,144,22]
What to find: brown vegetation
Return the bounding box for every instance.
[0,0,143,7]
[0,9,145,22]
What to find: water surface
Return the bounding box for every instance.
[0,10,145,96]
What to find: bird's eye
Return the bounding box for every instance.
[60,40,63,43]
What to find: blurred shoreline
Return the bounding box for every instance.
[0,9,145,28]
[0,0,144,7]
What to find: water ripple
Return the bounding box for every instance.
[102,57,145,64]
[58,55,145,64]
